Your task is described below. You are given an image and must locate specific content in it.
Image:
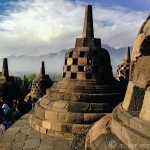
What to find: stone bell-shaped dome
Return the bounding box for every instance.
[116,47,131,80]
[29,5,123,137]
[25,61,52,101]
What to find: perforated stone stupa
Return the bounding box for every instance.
[116,47,131,80]
[79,14,150,150]
[0,58,20,101]
[25,61,52,101]
[29,5,123,138]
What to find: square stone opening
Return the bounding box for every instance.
[79,51,85,57]
[67,66,71,71]
[73,58,78,65]
[78,66,84,71]
[69,52,73,58]
[71,73,77,79]
[63,73,66,78]
[65,59,67,65]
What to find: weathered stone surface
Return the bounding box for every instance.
[25,61,52,102]
[0,114,72,150]
[69,12,150,150]
[139,90,150,121]
[122,81,134,110]
[116,47,130,80]
[28,4,123,138]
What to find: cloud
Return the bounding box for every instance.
[0,0,148,58]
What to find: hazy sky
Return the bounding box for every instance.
[0,0,149,58]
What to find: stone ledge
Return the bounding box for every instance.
[0,113,72,150]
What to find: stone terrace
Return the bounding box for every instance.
[0,113,72,150]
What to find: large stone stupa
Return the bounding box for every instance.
[79,14,150,150]
[29,5,123,138]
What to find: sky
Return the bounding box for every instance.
[0,0,149,58]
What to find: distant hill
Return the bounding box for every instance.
[1,44,132,77]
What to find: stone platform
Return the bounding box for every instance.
[0,113,72,150]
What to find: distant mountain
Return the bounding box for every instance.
[1,45,132,77]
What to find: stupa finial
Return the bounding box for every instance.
[82,5,94,38]
[2,58,9,77]
[40,61,45,76]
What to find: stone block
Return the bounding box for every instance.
[77,72,86,80]
[51,122,62,132]
[72,51,79,58]
[47,129,55,135]
[63,65,67,72]
[57,112,70,123]
[61,124,72,133]
[45,110,59,122]
[40,127,47,134]
[12,141,25,149]
[72,124,84,134]
[41,135,55,146]
[42,121,52,129]
[24,139,40,149]
[67,58,73,65]
[71,65,78,72]
[69,112,84,123]
[53,100,68,109]
[75,38,84,47]
[84,113,98,123]
[71,93,80,101]
[78,58,87,65]
[35,124,40,131]
[28,127,41,139]
[65,72,71,78]
[35,104,46,118]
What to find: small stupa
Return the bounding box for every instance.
[29,5,123,137]
[25,61,52,101]
[116,47,131,80]
[0,58,20,101]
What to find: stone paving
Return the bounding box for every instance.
[0,113,72,150]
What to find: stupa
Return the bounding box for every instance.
[0,58,20,101]
[25,61,52,101]
[29,5,123,137]
[116,47,131,80]
[80,14,150,150]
